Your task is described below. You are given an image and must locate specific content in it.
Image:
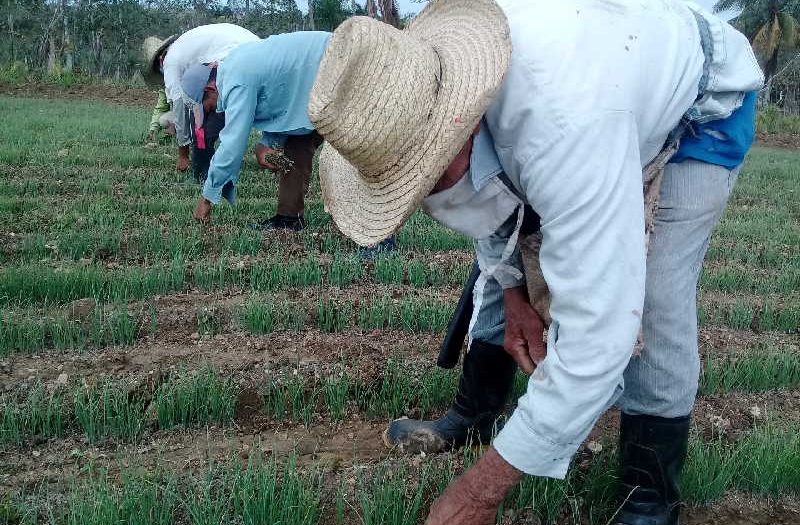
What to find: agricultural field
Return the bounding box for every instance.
[0,92,798,524]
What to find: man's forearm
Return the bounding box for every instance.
[464,447,523,507]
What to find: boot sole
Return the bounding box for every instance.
[382,418,450,454]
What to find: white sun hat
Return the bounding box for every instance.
[308,0,511,246]
[142,35,178,86]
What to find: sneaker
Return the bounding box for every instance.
[358,236,397,260]
[248,214,305,231]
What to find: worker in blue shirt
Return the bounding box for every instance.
[182,31,331,231]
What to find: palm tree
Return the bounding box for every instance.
[715,0,800,83]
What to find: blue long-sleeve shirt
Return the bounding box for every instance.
[202,31,331,204]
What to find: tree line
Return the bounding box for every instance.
[0,0,403,80]
[1,0,798,113]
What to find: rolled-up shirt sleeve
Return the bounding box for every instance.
[202,84,256,204]
[492,111,646,478]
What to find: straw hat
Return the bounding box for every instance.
[308,0,510,246]
[142,34,178,85]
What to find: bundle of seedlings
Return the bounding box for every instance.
[264,151,295,172]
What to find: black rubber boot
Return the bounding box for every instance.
[384,340,517,453]
[358,236,397,261]
[613,413,691,525]
[248,214,305,231]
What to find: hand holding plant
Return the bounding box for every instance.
[256,143,294,172]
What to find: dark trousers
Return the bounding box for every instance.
[189,111,226,184]
[276,132,324,217]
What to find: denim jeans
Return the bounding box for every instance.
[469,159,740,418]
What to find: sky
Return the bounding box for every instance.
[296,0,739,20]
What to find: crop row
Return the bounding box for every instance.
[0,294,456,355]
[705,239,797,270]
[0,361,460,447]
[697,298,799,333]
[2,196,472,260]
[241,296,454,335]
[3,292,798,357]
[1,368,235,446]
[4,422,800,525]
[0,256,470,306]
[700,345,800,394]
[700,265,800,294]
[0,306,140,354]
[5,344,800,449]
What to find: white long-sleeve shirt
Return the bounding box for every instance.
[161,23,259,144]
[484,0,763,477]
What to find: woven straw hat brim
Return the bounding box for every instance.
[318,0,510,246]
[143,34,178,86]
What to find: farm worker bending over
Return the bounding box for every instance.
[308,1,763,524]
[182,31,330,232]
[144,87,176,144]
[142,24,259,182]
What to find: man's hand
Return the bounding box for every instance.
[503,286,546,374]
[177,145,190,172]
[425,447,522,525]
[193,197,212,223]
[255,143,280,171]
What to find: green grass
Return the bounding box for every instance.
[682,436,738,504]
[1,94,800,523]
[59,470,178,525]
[239,300,308,333]
[0,260,186,306]
[735,423,800,494]
[240,294,453,334]
[701,345,800,394]
[324,368,352,422]
[1,368,237,448]
[262,373,318,426]
[73,379,146,442]
[358,464,428,525]
[230,457,321,525]
[698,298,799,333]
[153,368,236,429]
[261,359,459,423]
[0,384,67,446]
[6,424,800,524]
[683,423,800,501]
[0,305,139,355]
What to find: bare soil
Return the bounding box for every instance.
[684,493,800,525]
[756,131,800,150]
[0,81,155,108]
